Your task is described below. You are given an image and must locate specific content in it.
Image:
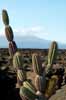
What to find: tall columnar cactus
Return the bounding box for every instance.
[5,25,14,41]
[20,81,37,100]
[32,53,43,75]
[9,41,17,58]
[13,52,27,86]
[32,53,47,100]
[2,9,9,25]
[23,81,36,93]
[20,86,37,100]
[46,41,58,73]
[17,69,26,86]
[35,74,46,93]
[45,75,58,98]
[13,52,23,70]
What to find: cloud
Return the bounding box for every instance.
[0,26,49,40]
[14,26,44,34]
[13,26,49,37]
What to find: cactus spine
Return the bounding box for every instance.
[2,9,9,25]
[32,53,43,75]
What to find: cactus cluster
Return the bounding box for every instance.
[15,41,59,100]
[2,10,25,87]
[2,9,62,100]
[20,83,37,100]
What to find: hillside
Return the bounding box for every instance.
[0,35,66,49]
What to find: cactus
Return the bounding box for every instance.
[17,69,26,85]
[19,95,28,100]
[46,41,58,73]
[35,74,46,93]
[5,25,14,41]
[45,75,58,98]
[23,81,36,93]
[13,52,23,70]
[13,52,27,86]
[36,91,48,100]
[20,86,37,100]
[2,9,60,100]
[9,41,17,58]
[13,52,27,83]
[2,9,9,25]
[32,53,43,75]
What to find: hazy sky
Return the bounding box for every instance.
[0,0,66,43]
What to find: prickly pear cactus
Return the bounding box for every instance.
[13,52,23,70]
[9,41,17,58]
[2,9,17,59]
[2,9,9,25]
[5,26,14,41]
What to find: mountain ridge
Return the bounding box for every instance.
[0,35,66,49]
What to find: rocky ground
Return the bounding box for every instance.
[49,85,66,100]
[0,48,66,100]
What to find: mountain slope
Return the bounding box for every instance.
[0,35,66,49]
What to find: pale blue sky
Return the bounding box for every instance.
[0,0,66,43]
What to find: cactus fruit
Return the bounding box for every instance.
[23,81,36,93]
[35,74,46,93]
[9,41,17,58]
[17,69,26,85]
[45,75,58,98]
[2,9,9,25]
[5,26,14,41]
[20,86,37,100]
[13,52,23,70]
[32,53,43,75]
[46,41,58,73]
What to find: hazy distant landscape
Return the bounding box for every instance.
[0,35,66,49]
